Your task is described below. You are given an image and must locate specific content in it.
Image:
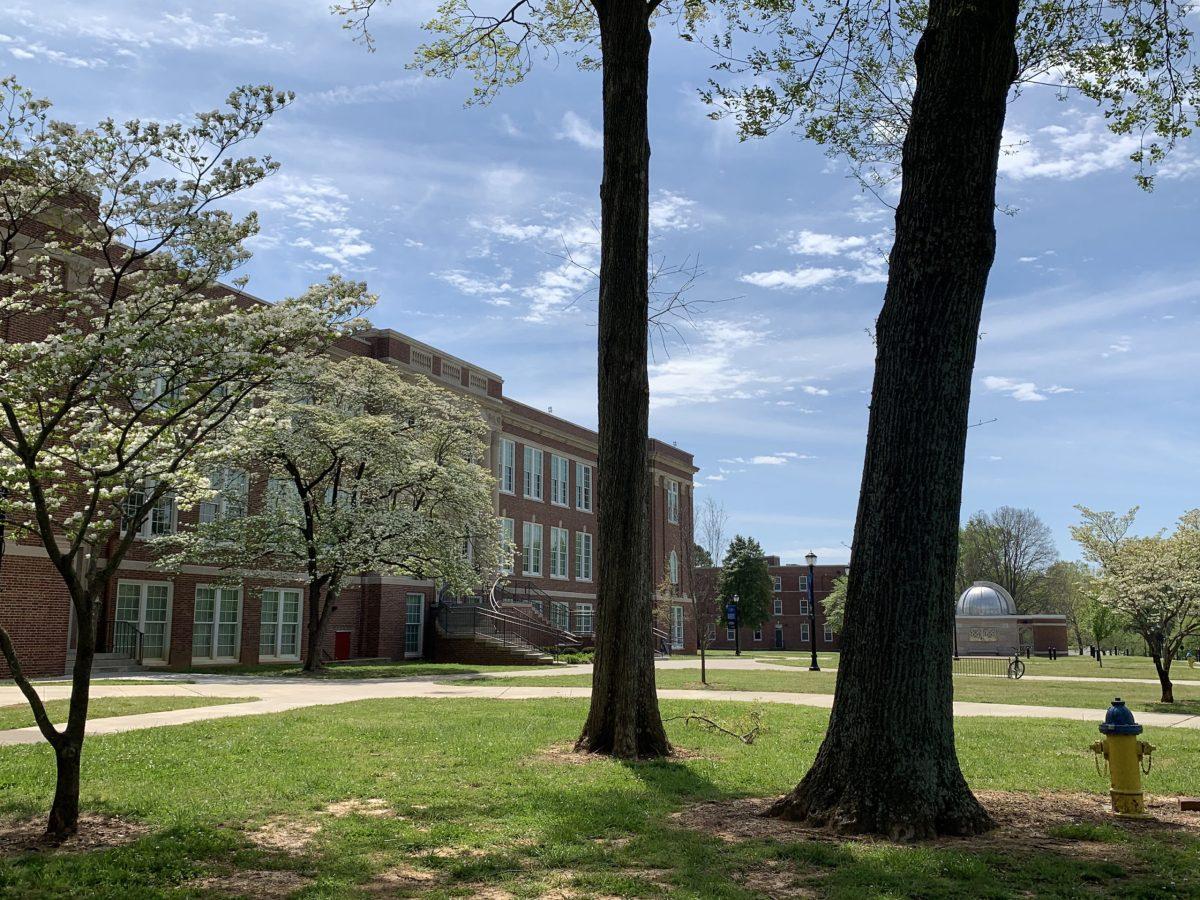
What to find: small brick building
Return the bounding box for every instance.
[698,557,846,653]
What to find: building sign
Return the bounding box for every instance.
[968,628,998,643]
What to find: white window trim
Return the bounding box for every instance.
[499,439,516,495]
[123,480,176,540]
[550,455,570,507]
[726,626,736,641]
[669,549,679,586]
[199,468,248,525]
[773,597,783,616]
[575,462,593,513]
[523,446,544,501]
[405,592,426,658]
[800,623,811,643]
[192,584,243,664]
[259,587,302,661]
[773,575,782,592]
[114,579,174,664]
[823,623,835,642]
[671,605,684,649]
[574,603,594,636]
[549,526,569,580]
[753,627,763,642]
[575,531,593,582]
[666,479,680,525]
[522,522,543,577]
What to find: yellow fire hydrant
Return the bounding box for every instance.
[1090,698,1155,817]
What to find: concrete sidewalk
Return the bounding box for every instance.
[2,669,1198,747]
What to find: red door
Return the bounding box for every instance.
[334,630,352,660]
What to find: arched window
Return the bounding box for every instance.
[669,550,679,586]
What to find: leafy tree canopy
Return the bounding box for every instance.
[719,534,774,629]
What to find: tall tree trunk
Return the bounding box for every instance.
[1152,654,1174,704]
[576,0,669,760]
[47,603,94,840]
[768,0,1019,839]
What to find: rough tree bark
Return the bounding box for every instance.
[1151,650,1174,703]
[768,0,1019,838]
[303,576,340,673]
[576,0,670,759]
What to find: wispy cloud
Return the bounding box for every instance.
[556,111,602,150]
[982,376,1074,402]
[307,77,425,106]
[741,228,889,290]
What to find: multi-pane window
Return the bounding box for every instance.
[550,601,570,631]
[522,522,543,576]
[575,463,593,512]
[115,581,170,661]
[549,526,569,578]
[798,575,809,592]
[122,480,175,538]
[773,596,783,616]
[500,517,515,575]
[671,605,684,649]
[550,455,570,506]
[726,626,736,641]
[666,480,680,524]
[800,597,811,615]
[575,532,593,581]
[824,623,834,642]
[260,588,301,659]
[199,468,248,524]
[193,586,241,660]
[499,439,515,494]
[753,627,763,642]
[800,623,811,644]
[405,593,425,656]
[773,575,782,592]
[265,477,303,519]
[523,447,544,500]
[574,603,594,636]
[669,550,679,586]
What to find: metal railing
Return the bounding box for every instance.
[437,604,582,657]
[953,654,1025,679]
[111,619,144,664]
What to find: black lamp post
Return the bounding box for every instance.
[732,593,740,657]
[805,551,820,672]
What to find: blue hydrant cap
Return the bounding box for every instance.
[1099,698,1143,735]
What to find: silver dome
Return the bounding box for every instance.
[956,581,1017,617]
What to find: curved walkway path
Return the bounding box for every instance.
[2,658,1198,747]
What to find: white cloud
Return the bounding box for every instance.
[556,111,603,150]
[789,230,869,256]
[649,318,783,408]
[308,77,425,106]
[740,267,843,290]
[1104,335,1133,357]
[983,376,1074,403]
[649,190,700,232]
[291,227,373,268]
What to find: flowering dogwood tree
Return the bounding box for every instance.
[0,78,372,839]
[156,356,502,671]
[1072,506,1200,703]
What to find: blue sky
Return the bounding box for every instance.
[5,1,1198,565]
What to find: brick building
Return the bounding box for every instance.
[699,557,846,653]
[2,265,697,676]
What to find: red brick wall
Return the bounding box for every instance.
[0,554,72,677]
[701,563,846,652]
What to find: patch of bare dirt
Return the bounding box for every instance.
[324,797,395,818]
[363,862,441,895]
[0,814,150,857]
[248,817,321,854]
[739,862,822,899]
[673,791,1200,862]
[187,868,311,898]
[534,742,708,765]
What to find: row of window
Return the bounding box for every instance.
[728,623,835,643]
[772,597,814,615]
[772,575,810,592]
[499,439,593,511]
[115,580,302,663]
[501,519,594,580]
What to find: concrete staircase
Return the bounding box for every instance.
[63,651,147,677]
[433,632,555,666]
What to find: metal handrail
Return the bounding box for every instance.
[952,655,1024,679]
[437,604,581,656]
[112,619,144,664]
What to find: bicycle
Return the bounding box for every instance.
[1007,653,1026,680]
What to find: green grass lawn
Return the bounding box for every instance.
[0,696,255,731]
[169,660,548,679]
[1,697,1198,898]
[760,651,1200,681]
[466,668,1200,716]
